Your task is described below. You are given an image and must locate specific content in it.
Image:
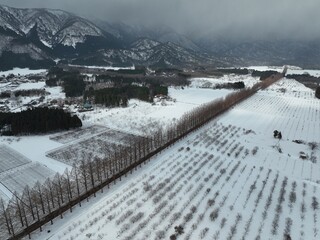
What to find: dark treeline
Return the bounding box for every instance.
[46,67,85,97]
[252,70,278,80]
[96,74,143,86]
[214,81,245,90]
[316,87,320,99]
[0,51,54,71]
[286,74,320,91]
[0,107,82,135]
[0,73,283,240]
[286,73,320,82]
[217,68,249,75]
[0,91,11,99]
[96,73,189,87]
[155,68,182,74]
[85,84,168,107]
[0,89,47,99]
[14,89,47,97]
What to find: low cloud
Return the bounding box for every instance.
[1,0,320,40]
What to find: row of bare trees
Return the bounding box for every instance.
[0,73,282,240]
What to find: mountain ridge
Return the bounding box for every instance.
[0,4,320,70]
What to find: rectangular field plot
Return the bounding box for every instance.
[50,125,109,144]
[94,129,146,146]
[0,145,31,173]
[0,163,55,195]
[46,129,145,166]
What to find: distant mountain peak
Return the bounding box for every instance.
[0,4,103,48]
[130,38,161,50]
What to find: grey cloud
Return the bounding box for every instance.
[1,0,320,40]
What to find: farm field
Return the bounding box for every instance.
[248,65,320,77]
[75,74,259,135]
[47,128,146,166]
[29,77,320,240]
[0,145,55,202]
[0,75,247,204]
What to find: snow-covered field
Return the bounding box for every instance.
[191,74,260,88]
[0,76,241,203]
[77,74,257,135]
[26,77,320,240]
[248,65,320,77]
[78,86,233,135]
[0,68,47,77]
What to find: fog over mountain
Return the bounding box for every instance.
[1,0,320,41]
[0,1,320,69]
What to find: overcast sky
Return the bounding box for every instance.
[1,0,319,40]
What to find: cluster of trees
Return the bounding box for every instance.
[46,67,85,97]
[214,81,245,90]
[87,88,129,107]
[96,73,189,87]
[0,108,82,135]
[14,89,47,97]
[0,73,283,239]
[85,84,168,107]
[252,70,278,80]
[0,92,11,99]
[155,68,182,75]
[286,74,320,92]
[0,51,54,71]
[0,89,47,99]
[151,84,168,96]
[316,87,320,99]
[285,73,319,82]
[96,75,142,86]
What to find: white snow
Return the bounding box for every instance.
[68,64,135,71]
[40,39,52,48]
[0,68,47,77]
[191,74,260,88]
[45,86,65,100]
[27,76,320,240]
[0,136,69,173]
[15,82,46,90]
[77,86,233,135]
[0,78,235,201]
[0,73,318,240]
[248,65,320,77]
[247,65,286,72]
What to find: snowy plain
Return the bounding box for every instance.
[0,74,242,204]
[24,77,320,240]
[248,65,320,77]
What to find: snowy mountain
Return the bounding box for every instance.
[95,21,202,52]
[0,5,124,70]
[0,5,105,48]
[1,4,319,70]
[0,5,213,70]
[71,38,222,68]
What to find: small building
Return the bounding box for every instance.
[78,102,93,112]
